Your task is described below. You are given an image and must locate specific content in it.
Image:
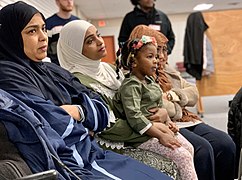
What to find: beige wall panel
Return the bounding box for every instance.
[197,10,242,96]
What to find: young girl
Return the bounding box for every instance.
[114,35,198,180]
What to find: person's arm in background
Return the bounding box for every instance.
[148,107,179,133]
[162,99,183,121]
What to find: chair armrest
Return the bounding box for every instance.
[15,170,58,180]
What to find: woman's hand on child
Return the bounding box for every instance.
[146,122,181,149]
[148,107,168,123]
[167,121,179,133]
[152,122,181,149]
[153,122,174,136]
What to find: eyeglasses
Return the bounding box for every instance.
[157,46,168,55]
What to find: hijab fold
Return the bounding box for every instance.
[58,20,124,90]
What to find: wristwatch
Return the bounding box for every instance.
[167,92,173,101]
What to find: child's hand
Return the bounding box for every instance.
[148,107,168,123]
[145,123,181,150]
[158,133,181,150]
[167,121,179,133]
[153,122,174,136]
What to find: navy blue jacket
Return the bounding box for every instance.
[0,89,104,180]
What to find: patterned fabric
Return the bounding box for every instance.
[97,138,181,180]
[123,148,180,180]
[138,134,198,180]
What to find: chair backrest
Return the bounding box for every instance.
[0,123,32,179]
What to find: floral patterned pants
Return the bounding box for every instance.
[138,133,198,180]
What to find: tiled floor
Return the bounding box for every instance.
[188,94,235,132]
[189,94,238,180]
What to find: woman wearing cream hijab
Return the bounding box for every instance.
[58,20,123,92]
[58,20,181,179]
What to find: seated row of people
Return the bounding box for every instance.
[0,1,236,180]
[57,20,197,180]
[57,19,236,180]
[0,1,172,180]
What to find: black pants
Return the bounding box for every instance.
[180,123,236,180]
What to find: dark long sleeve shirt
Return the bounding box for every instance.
[118,6,175,54]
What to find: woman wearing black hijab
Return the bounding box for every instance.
[0,1,172,180]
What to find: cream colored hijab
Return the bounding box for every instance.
[57,20,123,90]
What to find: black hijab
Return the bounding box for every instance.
[0,1,73,105]
[0,1,42,61]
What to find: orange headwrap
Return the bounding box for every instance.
[129,25,168,47]
[129,25,172,92]
[129,25,201,123]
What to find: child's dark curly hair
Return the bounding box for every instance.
[116,39,137,78]
[116,35,157,79]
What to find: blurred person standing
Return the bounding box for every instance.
[46,0,79,65]
[118,0,175,55]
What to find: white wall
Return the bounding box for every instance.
[0,0,58,18]
[0,0,86,19]
[0,0,189,68]
[91,13,189,68]
[168,13,189,67]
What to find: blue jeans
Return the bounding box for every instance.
[180,123,236,180]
